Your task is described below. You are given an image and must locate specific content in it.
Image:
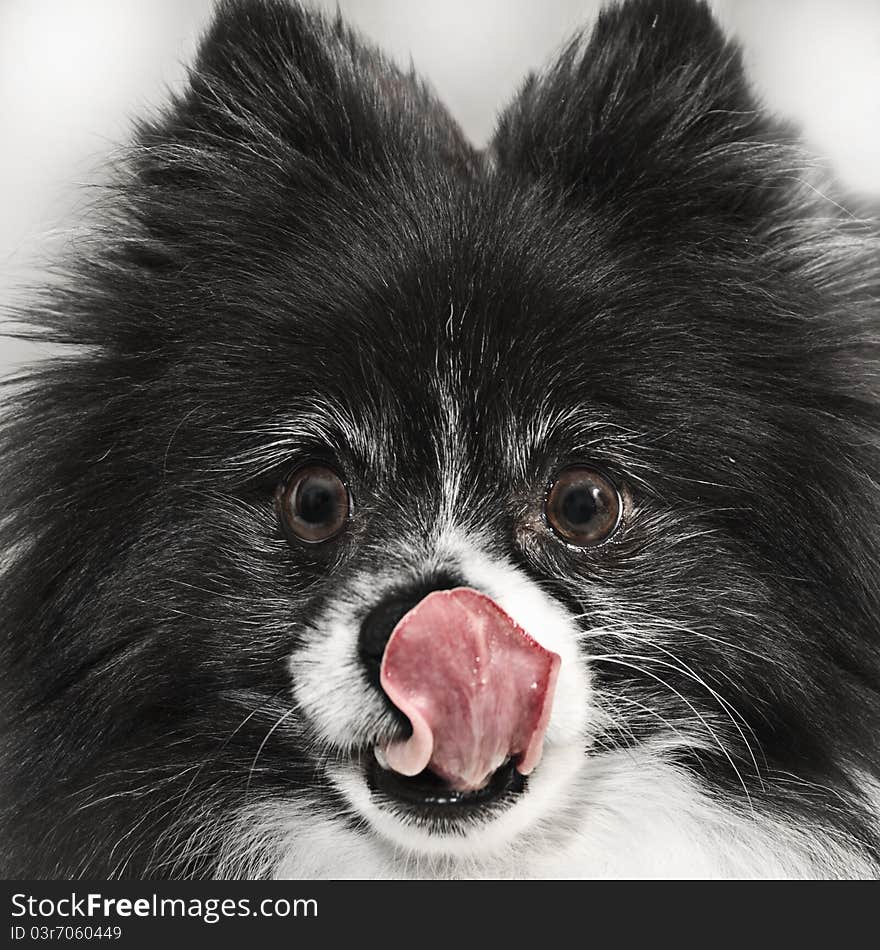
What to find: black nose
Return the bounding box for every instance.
[358,572,464,692]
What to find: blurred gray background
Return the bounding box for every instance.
[2,0,879,379]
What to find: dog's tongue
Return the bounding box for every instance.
[378,587,560,792]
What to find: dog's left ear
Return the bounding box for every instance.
[492,0,796,232]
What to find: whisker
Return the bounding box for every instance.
[246,707,299,796]
[591,636,768,790]
[600,690,698,751]
[178,687,290,810]
[586,653,756,812]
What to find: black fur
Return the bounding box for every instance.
[1,0,878,877]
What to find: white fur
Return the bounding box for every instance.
[258,745,872,879]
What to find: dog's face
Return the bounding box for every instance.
[2,0,879,879]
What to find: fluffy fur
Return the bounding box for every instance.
[1,0,879,879]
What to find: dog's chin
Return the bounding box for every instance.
[328,741,586,858]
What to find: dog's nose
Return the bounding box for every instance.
[358,572,464,691]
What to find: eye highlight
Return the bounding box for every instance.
[277,463,351,544]
[545,466,622,547]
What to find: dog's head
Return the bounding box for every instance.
[2,0,879,878]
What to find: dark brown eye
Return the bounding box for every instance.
[545,466,622,546]
[277,463,351,544]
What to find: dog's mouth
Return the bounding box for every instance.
[331,587,563,833]
[376,587,561,793]
[365,752,526,814]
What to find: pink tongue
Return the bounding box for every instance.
[378,587,561,792]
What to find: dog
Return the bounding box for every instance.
[1,0,879,879]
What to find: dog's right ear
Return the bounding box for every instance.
[131,0,475,217]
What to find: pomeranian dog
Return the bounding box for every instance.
[1,0,879,879]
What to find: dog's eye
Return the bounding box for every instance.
[277,463,351,544]
[545,466,622,546]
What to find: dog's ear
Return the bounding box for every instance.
[130,0,475,225]
[492,0,797,233]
